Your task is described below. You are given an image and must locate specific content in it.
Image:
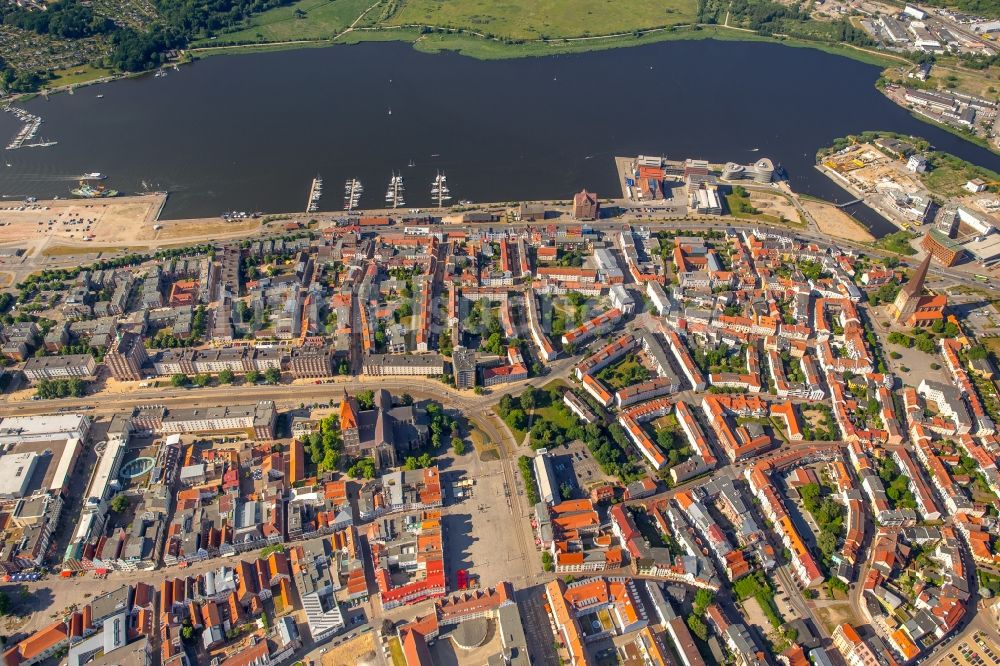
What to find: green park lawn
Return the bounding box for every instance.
[203,0,377,45]
[387,0,697,40]
[920,152,1000,198]
[597,357,650,391]
[49,64,115,88]
[206,0,697,47]
[388,637,406,666]
[725,192,783,225]
[532,403,579,431]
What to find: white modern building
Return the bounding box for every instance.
[0,452,39,499]
[533,448,558,505]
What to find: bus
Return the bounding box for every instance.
[975,274,989,283]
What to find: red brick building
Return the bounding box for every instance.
[572,189,599,220]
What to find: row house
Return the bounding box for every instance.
[561,308,623,348]
[917,379,973,435]
[674,490,749,581]
[21,353,97,382]
[152,346,283,376]
[701,394,772,462]
[525,289,557,362]
[664,329,706,391]
[956,434,1000,501]
[616,377,677,409]
[638,331,682,388]
[891,446,941,521]
[748,456,826,588]
[940,338,996,435]
[617,400,673,470]
[852,445,918,527]
[670,401,717,485]
[953,513,1000,568]
[910,425,975,516]
[575,334,637,379]
[581,373,614,408]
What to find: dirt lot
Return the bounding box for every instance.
[740,596,780,644]
[801,408,825,430]
[823,144,924,195]
[813,601,860,634]
[153,216,262,241]
[0,194,267,261]
[859,162,923,192]
[40,243,147,257]
[0,194,164,246]
[321,631,379,666]
[749,190,800,223]
[804,199,875,242]
[822,146,883,176]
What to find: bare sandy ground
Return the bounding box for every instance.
[149,216,262,241]
[0,194,264,253]
[0,194,165,246]
[750,190,800,222]
[804,199,875,242]
[322,632,378,666]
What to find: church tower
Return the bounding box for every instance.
[891,254,931,324]
[339,389,361,458]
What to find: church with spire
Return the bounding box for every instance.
[890,254,947,327]
[339,389,430,471]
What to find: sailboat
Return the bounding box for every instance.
[431,171,452,207]
[384,173,405,208]
[344,178,363,211]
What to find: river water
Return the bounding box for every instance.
[2,39,999,235]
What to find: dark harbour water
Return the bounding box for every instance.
[2,39,1000,235]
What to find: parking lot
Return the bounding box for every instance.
[947,294,1000,336]
[548,440,613,499]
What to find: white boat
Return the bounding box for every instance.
[344,178,363,211]
[307,175,322,212]
[385,173,405,208]
[4,107,45,150]
[81,172,106,180]
[431,171,451,207]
